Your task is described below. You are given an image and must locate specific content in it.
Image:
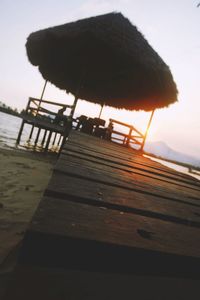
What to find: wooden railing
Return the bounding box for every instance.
[25,97,73,119]
[109,118,144,148]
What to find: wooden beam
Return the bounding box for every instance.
[29,97,73,108]
[140,110,155,151]
[98,102,105,118]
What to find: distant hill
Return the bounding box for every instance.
[144,141,200,168]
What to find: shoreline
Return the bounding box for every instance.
[0,147,56,266]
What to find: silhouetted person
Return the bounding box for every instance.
[81,118,94,134]
[54,107,66,125]
[75,115,88,130]
[105,121,113,140]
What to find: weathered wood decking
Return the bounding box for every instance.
[5,130,200,299]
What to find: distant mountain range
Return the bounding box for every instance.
[144,141,200,168]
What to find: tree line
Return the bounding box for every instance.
[0,101,22,117]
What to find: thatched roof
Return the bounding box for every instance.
[26,12,178,111]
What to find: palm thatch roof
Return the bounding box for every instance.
[26,12,178,111]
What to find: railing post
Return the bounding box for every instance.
[126,127,133,147]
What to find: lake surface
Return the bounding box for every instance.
[0,111,59,152]
[0,111,199,180]
[144,154,200,180]
[0,111,25,149]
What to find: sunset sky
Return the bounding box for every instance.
[0,0,200,158]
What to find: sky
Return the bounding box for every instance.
[0,0,200,158]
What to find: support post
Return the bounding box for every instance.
[98,103,105,119]
[16,98,32,145]
[44,131,52,152]
[57,134,62,146]
[36,80,48,116]
[60,72,85,153]
[69,70,85,119]
[52,132,57,145]
[126,127,133,147]
[29,80,48,142]
[34,128,41,145]
[41,130,47,146]
[16,120,25,145]
[140,109,155,151]
[28,126,34,141]
[70,96,79,119]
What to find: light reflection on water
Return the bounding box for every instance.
[144,154,200,181]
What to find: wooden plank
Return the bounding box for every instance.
[60,151,200,199]
[29,97,73,108]
[45,172,200,227]
[19,197,200,278]
[55,158,200,206]
[63,144,200,189]
[67,132,143,159]
[64,139,200,186]
[66,136,199,183]
[63,143,186,181]
[66,139,169,171]
[61,148,200,192]
[67,131,155,160]
[66,145,200,186]
[68,131,200,182]
[60,153,200,203]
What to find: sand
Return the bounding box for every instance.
[0,148,56,266]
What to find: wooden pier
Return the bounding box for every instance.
[4,130,200,299]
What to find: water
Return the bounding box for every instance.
[144,155,200,181]
[0,111,25,149]
[0,111,61,152]
[0,111,49,151]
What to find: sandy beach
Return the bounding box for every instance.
[0,148,56,266]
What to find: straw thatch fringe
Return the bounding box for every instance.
[26,12,178,111]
